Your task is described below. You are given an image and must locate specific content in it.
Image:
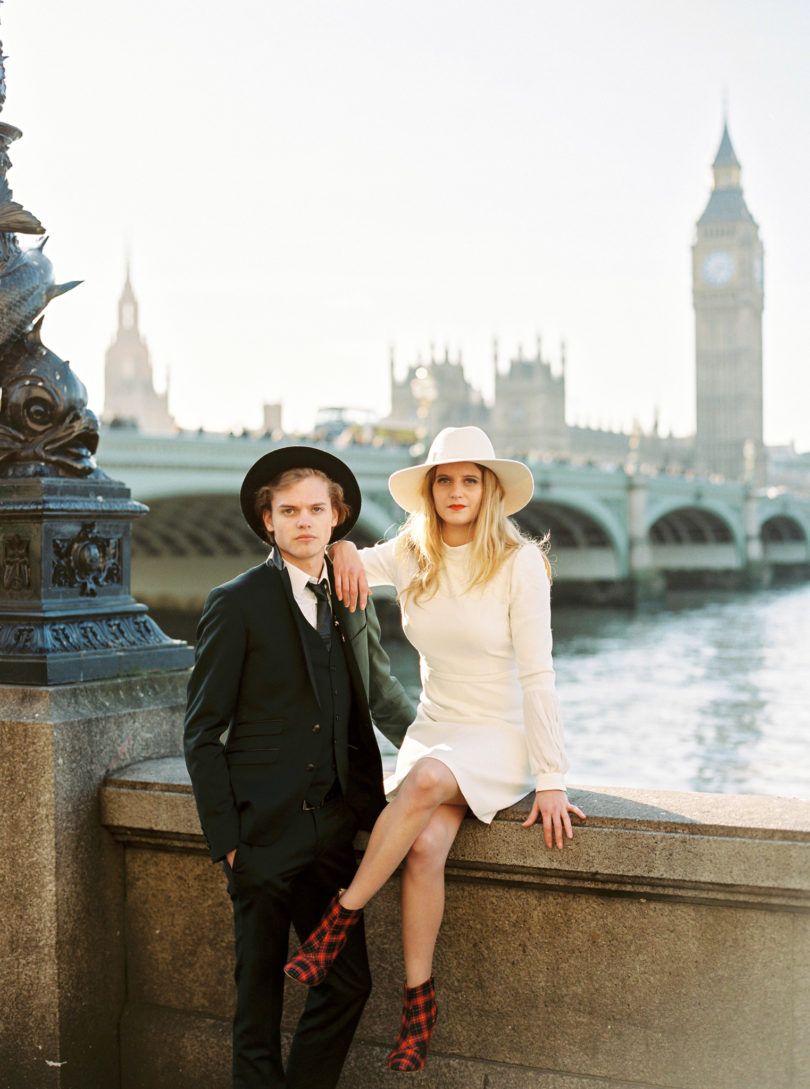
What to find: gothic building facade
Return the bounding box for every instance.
[103,269,175,434]
[388,345,488,440]
[490,338,568,459]
[387,338,690,469]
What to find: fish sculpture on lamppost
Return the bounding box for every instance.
[0,98,96,476]
[0,18,191,682]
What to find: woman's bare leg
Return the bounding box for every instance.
[339,759,465,911]
[401,803,467,986]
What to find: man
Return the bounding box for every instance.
[184,446,415,1089]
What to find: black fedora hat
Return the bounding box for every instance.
[240,446,362,544]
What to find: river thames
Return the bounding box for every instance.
[384,581,810,800]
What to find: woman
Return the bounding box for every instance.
[284,425,584,1072]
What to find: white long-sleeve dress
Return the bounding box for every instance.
[361,536,568,823]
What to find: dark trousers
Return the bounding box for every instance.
[226,796,370,1089]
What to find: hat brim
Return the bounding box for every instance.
[240,446,362,544]
[389,456,534,516]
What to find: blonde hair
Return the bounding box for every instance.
[397,464,548,604]
[254,467,351,543]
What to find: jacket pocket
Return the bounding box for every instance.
[227,721,285,754]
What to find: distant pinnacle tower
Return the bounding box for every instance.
[104,266,174,433]
[692,121,764,482]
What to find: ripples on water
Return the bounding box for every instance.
[385,583,810,799]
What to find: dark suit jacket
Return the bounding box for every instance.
[184,550,415,862]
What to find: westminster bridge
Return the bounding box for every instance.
[97,427,810,612]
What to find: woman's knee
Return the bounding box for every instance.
[406,823,450,874]
[403,760,454,807]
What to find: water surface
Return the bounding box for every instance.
[384,583,810,799]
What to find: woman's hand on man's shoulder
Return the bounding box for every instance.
[329,540,370,612]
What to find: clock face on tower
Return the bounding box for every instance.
[701,249,736,286]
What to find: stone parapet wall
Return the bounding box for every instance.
[0,674,189,1089]
[101,758,810,1089]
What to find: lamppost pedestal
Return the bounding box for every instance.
[0,474,193,684]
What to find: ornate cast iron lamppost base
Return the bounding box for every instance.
[0,475,193,684]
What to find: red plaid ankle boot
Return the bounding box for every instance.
[387,976,437,1072]
[284,893,362,986]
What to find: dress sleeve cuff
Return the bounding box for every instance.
[534,772,567,792]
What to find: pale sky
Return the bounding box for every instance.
[3,1,809,448]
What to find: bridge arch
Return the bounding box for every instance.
[647,505,745,572]
[645,493,744,542]
[759,514,810,566]
[516,498,626,581]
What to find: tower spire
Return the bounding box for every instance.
[118,263,139,331]
[712,120,741,190]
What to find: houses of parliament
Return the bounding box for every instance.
[103,123,804,488]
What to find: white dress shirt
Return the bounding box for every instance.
[284,559,330,630]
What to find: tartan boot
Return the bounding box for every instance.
[387,976,437,1072]
[284,892,363,987]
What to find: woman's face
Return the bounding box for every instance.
[431,462,484,531]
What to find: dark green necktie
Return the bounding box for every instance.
[308,579,332,647]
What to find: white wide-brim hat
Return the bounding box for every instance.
[389,426,534,516]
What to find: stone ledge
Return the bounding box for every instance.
[0,670,190,723]
[102,757,810,910]
[104,756,810,837]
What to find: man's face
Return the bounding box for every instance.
[262,476,338,576]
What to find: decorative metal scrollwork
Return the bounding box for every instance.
[2,532,30,590]
[51,523,122,596]
[0,612,170,655]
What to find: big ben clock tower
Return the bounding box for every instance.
[693,121,764,483]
